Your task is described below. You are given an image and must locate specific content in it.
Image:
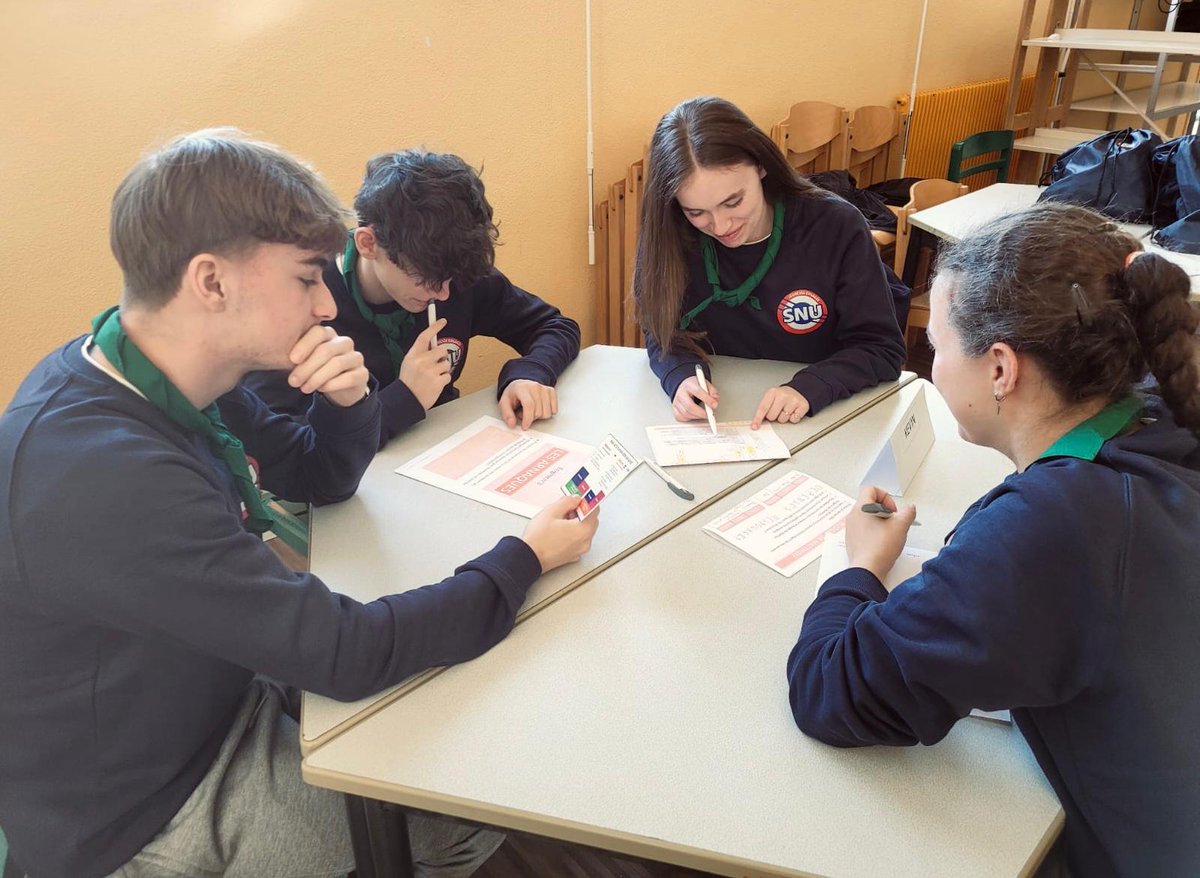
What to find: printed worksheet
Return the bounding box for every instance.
[397,417,594,518]
[702,471,853,577]
[645,420,790,467]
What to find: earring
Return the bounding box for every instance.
[994,392,1005,415]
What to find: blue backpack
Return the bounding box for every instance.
[1038,128,1162,223]
[1150,135,1200,254]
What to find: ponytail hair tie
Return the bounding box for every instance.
[1125,250,1144,268]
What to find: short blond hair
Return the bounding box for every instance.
[110,128,351,308]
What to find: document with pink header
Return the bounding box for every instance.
[702,471,854,577]
[397,416,594,518]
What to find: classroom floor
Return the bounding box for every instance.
[477,829,720,878]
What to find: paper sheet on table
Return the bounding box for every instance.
[815,533,1012,724]
[702,471,853,577]
[645,420,790,467]
[397,416,594,518]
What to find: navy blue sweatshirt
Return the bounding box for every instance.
[0,337,543,878]
[787,398,1200,878]
[243,259,581,446]
[646,194,906,414]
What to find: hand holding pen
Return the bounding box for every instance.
[846,485,918,586]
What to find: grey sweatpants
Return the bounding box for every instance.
[106,678,503,878]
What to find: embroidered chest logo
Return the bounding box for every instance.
[438,336,465,372]
[776,290,828,335]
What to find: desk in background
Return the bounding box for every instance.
[904,183,1200,296]
[304,380,1062,878]
[301,346,915,753]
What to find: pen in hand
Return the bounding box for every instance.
[861,502,922,526]
[694,364,718,436]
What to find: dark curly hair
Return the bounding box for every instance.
[353,150,500,291]
[936,202,1200,436]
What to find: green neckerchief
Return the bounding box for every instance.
[1038,395,1143,462]
[91,306,274,535]
[680,198,785,330]
[342,235,415,372]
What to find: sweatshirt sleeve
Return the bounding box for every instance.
[787,205,907,415]
[217,382,380,506]
[466,271,581,392]
[20,433,544,703]
[644,327,706,402]
[786,468,1123,747]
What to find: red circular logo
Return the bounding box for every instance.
[438,336,465,371]
[776,290,828,335]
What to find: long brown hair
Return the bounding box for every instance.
[632,96,825,358]
[936,202,1200,435]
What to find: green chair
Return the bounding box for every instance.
[947,129,1014,185]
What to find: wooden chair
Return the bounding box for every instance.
[771,102,849,176]
[847,104,906,254]
[893,179,969,355]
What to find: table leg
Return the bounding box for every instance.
[345,794,415,878]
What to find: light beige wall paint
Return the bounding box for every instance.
[3,0,1070,406]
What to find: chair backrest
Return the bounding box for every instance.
[947,129,1014,185]
[772,102,849,176]
[847,104,904,188]
[894,178,968,278]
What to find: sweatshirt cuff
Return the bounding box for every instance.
[378,378,427,442]
[662,360,703,401]
[497,359,558,396]
[307,379,383,442]
[817,567,889,603]
[787,370,837,416]
[466,534,544,595]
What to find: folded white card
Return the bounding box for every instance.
[862,385,935,496]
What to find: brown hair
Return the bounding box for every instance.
[353,150,500,292]
[110,128,350,308]
[936,201,1200,435]
[632,96,826,358]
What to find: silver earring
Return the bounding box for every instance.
[994,392,1004,415]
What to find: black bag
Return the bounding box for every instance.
[806,170,897,233]
[1038,128,1162,222]
[1150,135,1200,254]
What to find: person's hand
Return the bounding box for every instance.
[672,374,720,422]
[398,319,451,410]
[287,325,370,408]
[521,495,600,574]
[751,386,810,429]
[499,379,558,429]
[845,485,917,587]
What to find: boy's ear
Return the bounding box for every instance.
[353,226,379,260]
[183,252,229,312]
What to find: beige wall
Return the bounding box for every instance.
[2,0,1045,406]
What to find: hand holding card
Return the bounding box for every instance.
[562,435,639,519]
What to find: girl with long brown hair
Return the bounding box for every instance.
[633,96,906,426]
[788,202,1200,878]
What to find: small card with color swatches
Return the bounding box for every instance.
[562,434,639,519]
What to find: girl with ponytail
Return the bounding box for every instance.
[787,202,1200,878]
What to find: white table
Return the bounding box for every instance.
[907,183,1200,295]
[300,345,915,752]
[304,380,1063,878]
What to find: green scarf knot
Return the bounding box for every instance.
[91,306,274,534]
[342,235,415,373]
[679,198,785,330]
